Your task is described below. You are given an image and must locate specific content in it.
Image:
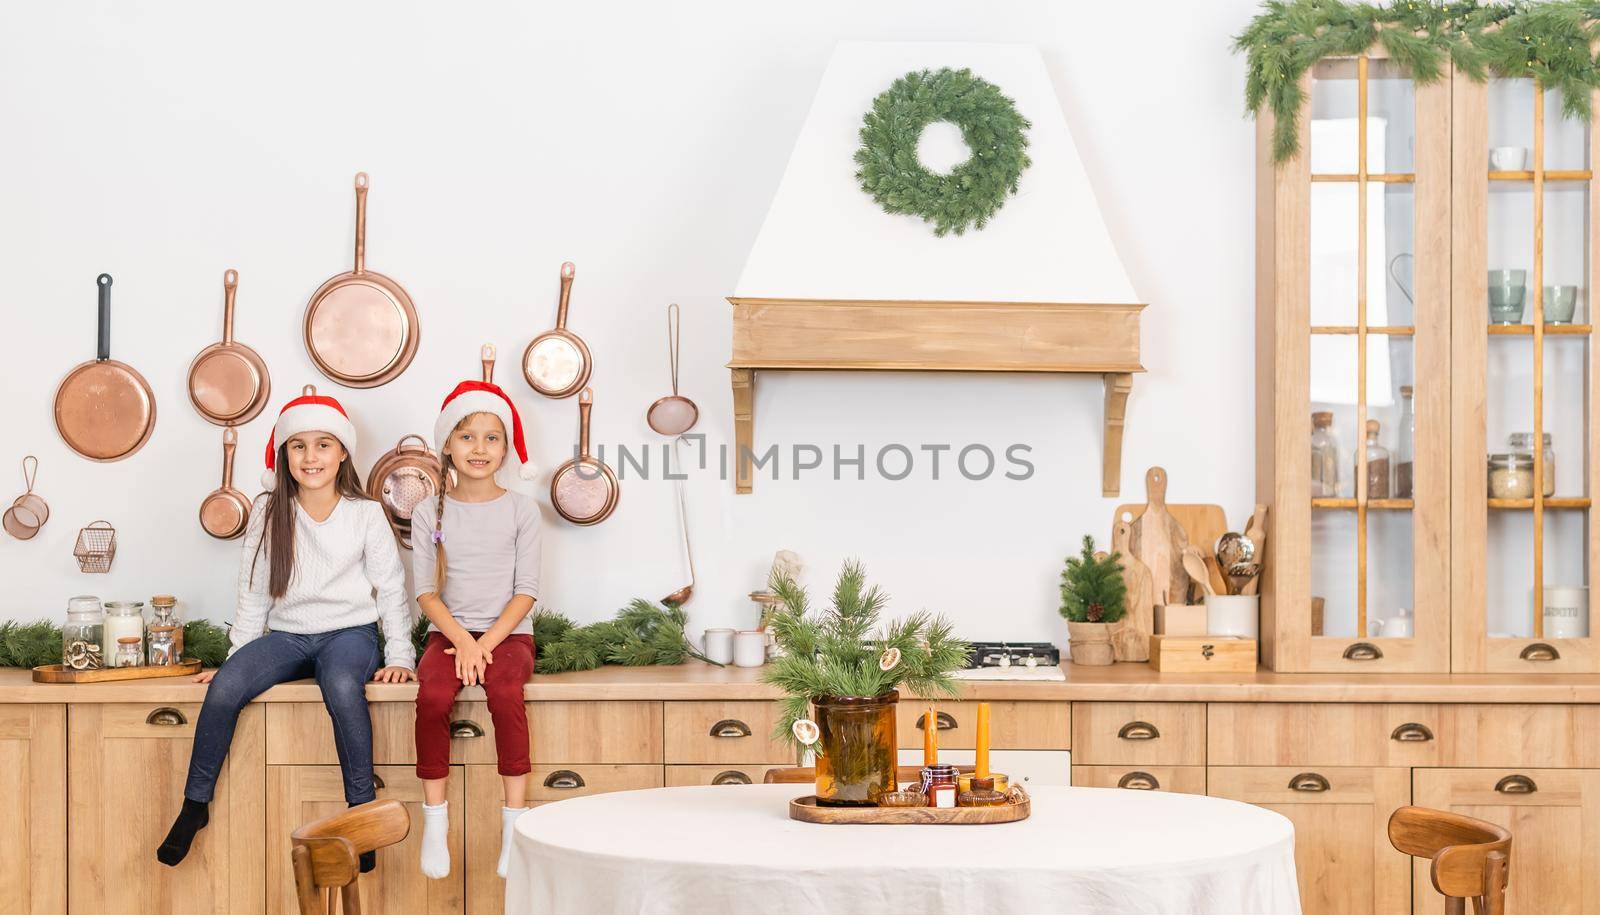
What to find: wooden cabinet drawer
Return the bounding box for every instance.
[665,764,788,787]
[450,700,663,765]
[664,701,795,764]
[1443,704,1600,768]
[1072,702,1204,766]
[1208,702,1450,766]
[894,701,1069,750]
[267,701,419,765]
[1071,764,1205,795]
[528,764,662,802]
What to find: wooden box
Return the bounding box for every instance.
[1155,605,1208,637]
[1148,636,1257,673]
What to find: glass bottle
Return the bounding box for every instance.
[148,625,178,666]
[1395,386,1416,499]
[62,596,104,671]
[1488,452,1536,499]
[1361,419,1391,499]
[1507,432,1555,497]
[151,595,182,659]
[1311,411,1341,498]
[113,636,142,668]
[101,601,145,665]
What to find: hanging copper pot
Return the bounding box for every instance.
[198,426,251,540]
[522,262,591,399]
[54,274,156,462]
[188,269,270,425]
[550,388,617,525]
[304,172,420,388]
[367,435,442,548]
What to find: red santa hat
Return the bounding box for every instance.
[260,386,358,491]
[433,380,536,489]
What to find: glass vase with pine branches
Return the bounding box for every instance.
[763,560,969,805]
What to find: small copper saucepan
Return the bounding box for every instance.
[523,262,591,399]
[54,274,157,462]
[304,172,420,388]
[188,269,270,425]
[550,388,618,525]
[199,426,251,540]
[366,434,442,549]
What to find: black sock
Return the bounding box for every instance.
[156,799,210,867]
[349,800,377,873]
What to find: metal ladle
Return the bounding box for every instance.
[1214,532,1258,596]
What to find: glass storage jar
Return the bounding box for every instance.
[1361,419,1391,499]
[1507,432,1555,497]
[62,596,104,670]
[101,600,145,664]
[1488,453,1536,499]
[1311,411,1341,498]
[150,594,182,659]
[113,636,142,668]
[147,625,178,666]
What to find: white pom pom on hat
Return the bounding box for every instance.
[260,387,358,491]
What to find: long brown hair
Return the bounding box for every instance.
[432,411,506,595]
[250,442,368,599]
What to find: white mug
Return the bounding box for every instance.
[702,628,735,666]
[1544,586,1589,639]
[733,629,767,668]
[1490,146,1527,170]
[1205,595,1259,640]
[1379,611,1413,639]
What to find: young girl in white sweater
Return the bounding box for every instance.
[158,389,417,871]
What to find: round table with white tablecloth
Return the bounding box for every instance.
[504,784,1301,914]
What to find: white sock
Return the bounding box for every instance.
[419,802,450,879]
[497,806,528,879]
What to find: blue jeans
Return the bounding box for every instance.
[184,624,381,804]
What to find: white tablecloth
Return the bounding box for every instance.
[505,784,1301,914]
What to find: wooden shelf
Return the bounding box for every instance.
[727,297,1145,495]
[1488,497,1592,510]
[1488,169,1592,182]
[1311,326,1415,335]
[1312,498,1414,510]
[1487,324,1592,335]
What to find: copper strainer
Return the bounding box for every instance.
[3,456,48,540]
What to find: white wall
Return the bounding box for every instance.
[0,0,1260,642]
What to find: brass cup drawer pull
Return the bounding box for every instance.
[913,711,958,731]
[709,719,752,739]
[1117,771,1160,790]
[1521,643,1560,662]
[1117,721,1161,741]
[1342,642,1383,661]
[1390,722,1435,743]
[1494,774,1537,795]
[146,707,187,726]
[711,770,753,786]
[544,770,586,790]
[372,773,386,790]
[450,719,486,739]
[1289,772,1331,793]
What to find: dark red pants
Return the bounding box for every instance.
[415,631,534,779]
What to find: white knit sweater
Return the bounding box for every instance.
[230,495,416,669]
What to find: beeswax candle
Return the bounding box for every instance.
[923,709,937,766]
[975,702,991,778]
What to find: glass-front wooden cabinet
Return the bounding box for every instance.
[1258,53,1452,672]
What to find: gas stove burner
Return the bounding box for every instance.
[964,641,1061,670]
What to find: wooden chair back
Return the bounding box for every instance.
[289,798,411,915]
[1387,805,1512,915]
[763,764,975,785]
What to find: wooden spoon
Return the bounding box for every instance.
[1242,505,1268,596]
[1181,546,1215,598]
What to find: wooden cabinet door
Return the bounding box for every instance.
[1209,766,1411,914]
[68,703,264,915]
[1,705,65,914]
[1413,768,1600,913]
[267,765,463,914]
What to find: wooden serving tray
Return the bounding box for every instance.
[33,658,203,683]
[788,791,1030,825]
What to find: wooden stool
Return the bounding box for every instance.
[1387,805,1511,915]
[290,798,411,915]
[764,765,975,784]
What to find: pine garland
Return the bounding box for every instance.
[0,620,62,668]
[1236,0,1600,163]
[762,560,970,750]
[532,600,720,674]
[854,67,1032,236]
[1059,535,1128,624]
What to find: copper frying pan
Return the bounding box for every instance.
[54,274,156,462]
[523,262,591,398]
[550,388,618,525]
[188,269,270,425]
[199,426,251,540]
[366,434,442,548]
[304,172,420,388]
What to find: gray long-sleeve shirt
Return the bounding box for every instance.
[409,491,542,635]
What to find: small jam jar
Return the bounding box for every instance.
[921,764,959,809]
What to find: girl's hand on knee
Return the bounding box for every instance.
[193,670,217,684]
[373,666,415,683]
[445,641,490,686]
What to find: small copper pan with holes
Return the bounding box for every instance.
[188,269,270,425]
[199,426,251,539]
[304,172,420,388]
[550,388,618,525]
[366,434,442,549]
[523,262,590,398]
[55,274,156,462]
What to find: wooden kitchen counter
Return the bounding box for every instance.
[7,661,1600,704]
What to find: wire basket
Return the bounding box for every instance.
[73,520,117,573]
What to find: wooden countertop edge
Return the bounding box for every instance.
[5,663,1600,704]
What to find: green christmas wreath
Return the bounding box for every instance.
[853,67,1032,237]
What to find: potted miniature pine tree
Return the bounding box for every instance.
[1058,535,1127,666]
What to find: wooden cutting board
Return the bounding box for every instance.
[1112,477,1229,601]
[1110,519,1153,662]
[1115,467,1190,606]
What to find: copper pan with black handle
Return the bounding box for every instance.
[54,274,156,462]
